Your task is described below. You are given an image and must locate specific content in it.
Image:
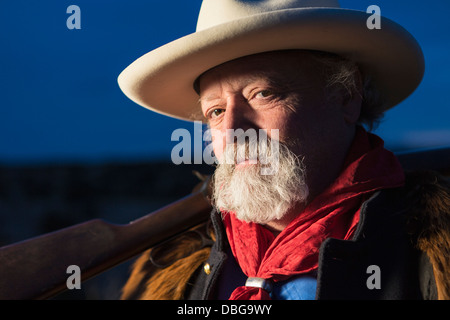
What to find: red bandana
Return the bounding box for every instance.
[222,127,405,300]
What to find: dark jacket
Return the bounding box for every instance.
[121,170,450,300]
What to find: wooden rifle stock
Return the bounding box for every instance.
[0,176,212,300]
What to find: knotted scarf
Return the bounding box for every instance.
[222,127,405,300]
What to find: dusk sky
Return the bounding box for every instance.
[1,0,449,165]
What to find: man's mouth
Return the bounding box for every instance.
[235,157,258,168]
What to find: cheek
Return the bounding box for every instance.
[265,111,303,145]
[212,141,224,161]
[269,107,323,155]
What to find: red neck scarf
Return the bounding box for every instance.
[222,127,405,300]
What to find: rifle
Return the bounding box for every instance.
[0,146,449,300]
[0,174,212,300]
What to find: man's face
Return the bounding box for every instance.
[199,50,352,158]
[198,50,359,228]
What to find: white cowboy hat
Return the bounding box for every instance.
[118,0,424,122]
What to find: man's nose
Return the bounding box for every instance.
[222,95,253,133]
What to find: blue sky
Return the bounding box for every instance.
[1,0,449,165]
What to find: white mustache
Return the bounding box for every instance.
[212,137,309,224]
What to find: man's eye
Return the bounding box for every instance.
[209,108,224,119]
[256,90,274,98]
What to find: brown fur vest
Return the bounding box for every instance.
[120,170,450,300]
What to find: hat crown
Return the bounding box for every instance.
[196,0,341,31]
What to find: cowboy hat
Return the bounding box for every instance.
[118,0,424,122]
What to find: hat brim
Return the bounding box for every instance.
[118,7,425,122]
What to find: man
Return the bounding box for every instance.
[117,0,450,300]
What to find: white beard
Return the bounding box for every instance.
[212,137,309,224]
